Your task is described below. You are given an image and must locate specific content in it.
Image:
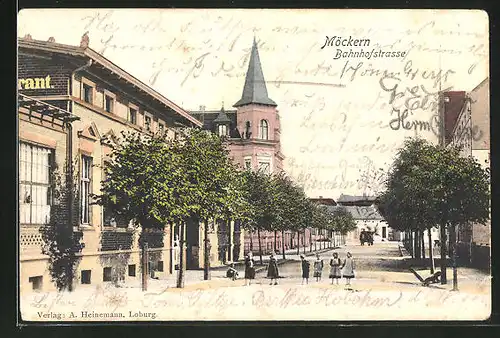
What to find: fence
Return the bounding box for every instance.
[471,243,490,272]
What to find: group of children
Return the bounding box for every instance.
[302,252,355,287]
[227,251,356,288]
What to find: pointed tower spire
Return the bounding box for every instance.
[233,38,277,107]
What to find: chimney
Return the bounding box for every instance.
[24,34,32,40]
[48,37,55,43]
[200,105,206,112]
[319,196,323,199]
[80,31,89,48]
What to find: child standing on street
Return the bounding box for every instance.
[313,253,324,282]
[300,255,310,285]
[267,252,280,285]
[329,252,342,285]
[342,252,355,289]
[244,252,256,286]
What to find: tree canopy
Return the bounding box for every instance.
[378,137,490,232]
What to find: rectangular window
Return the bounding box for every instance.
[129,108,137,125]
[80,155,92,225]
[81,270,91,284]
[82,83,93,104]
[158,123,165,134]
[19,142,52,225]
[128,264,136,277]
[244,159,252,170]
[145,115,152,131]
[29,276,43,291]
[157,261,164,272]
[104,95,114,113]
[103,267,112,282]
[258,161,270,174]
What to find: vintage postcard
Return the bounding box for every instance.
[17,8,491,322]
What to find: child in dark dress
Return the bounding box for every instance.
[244,252,256,286]
[267,252,279,285]
[300,255,310,285]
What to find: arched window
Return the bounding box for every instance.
[218,124,228,137]
[244,121,252,139]
[259,120,269,140]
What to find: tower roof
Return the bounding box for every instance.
[213,106,232,124]
[233,38,277,108]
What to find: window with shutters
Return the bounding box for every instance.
[19,142,52,225]
[80,155,92,225]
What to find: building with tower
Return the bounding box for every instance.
[190,38,312,257]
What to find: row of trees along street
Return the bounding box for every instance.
[377,138,490,290]
[96,129,357,290]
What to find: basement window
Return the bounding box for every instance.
[103,267,112,282]
[29,276,43,291]
[81,270,91,284]
[128,264,136,277]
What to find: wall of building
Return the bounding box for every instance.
[347,220,389,243]
[19,53,181,293]
[470,79,490,151]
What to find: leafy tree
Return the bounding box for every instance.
[171,128,250,281]
[378,137,490,287]
[96,131,192,289]
[330,206,357,238]
[40,160,83,291]
[271,172,309,258]
[240,169,275,264]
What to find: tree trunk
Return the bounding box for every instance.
[314,230,317,251]
[415,230,421,260]
[410,231,414,257]
[310,229,313,252]
[273,230,277,253]
[303,231,306,254]
[142,241,149,291]
[450,224,458,291]
[282,229,286,260]
[421,231,426,260]
[428,228,435,274]
[203,220,210,281]
[290,232,293,249]
[297,231,300,255]
[249,227,254,253]
[440,224,447,284]
[257,227,263,265]
[227,219,232,263]
[176,222,185,288]
[169,223,174,274]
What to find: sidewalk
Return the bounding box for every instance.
[211,243,338,272]
[133,245,337,290]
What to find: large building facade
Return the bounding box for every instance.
[189,39,313,255]
[445,78,490,270]
[17,34,234,293]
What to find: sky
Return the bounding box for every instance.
[17,9,489,200]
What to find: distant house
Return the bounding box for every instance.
[310,197,338,206]
[327,205,390,243]
[336,194,377,206]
